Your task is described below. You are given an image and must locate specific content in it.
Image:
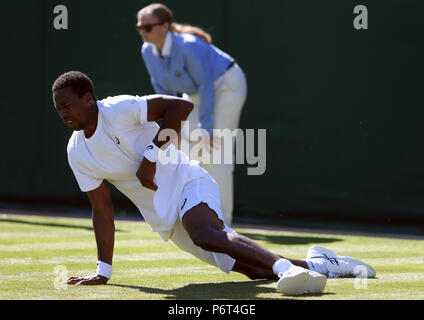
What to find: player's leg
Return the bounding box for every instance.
[182,202,309,273]
[182,202,280,271]
[182,202,327,295]
[232,261,278,280]
[177,175,327,295]
[170,213,275,281]
[178,175,303,272]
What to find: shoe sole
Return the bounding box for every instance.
[306,273,327,294]
[277,269,327,296]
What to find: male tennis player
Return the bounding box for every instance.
[52,71,375,296]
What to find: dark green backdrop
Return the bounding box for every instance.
[2,1,424,224]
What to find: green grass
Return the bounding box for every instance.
[0,213,423,300]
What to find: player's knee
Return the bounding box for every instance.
[189,228,213,249]
[189,227,224,252]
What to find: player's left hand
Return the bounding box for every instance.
[136,158,158,191]
[65,275,109,286]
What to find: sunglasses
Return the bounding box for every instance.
[136,21,165,33]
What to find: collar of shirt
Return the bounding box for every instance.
[152,31,173,57]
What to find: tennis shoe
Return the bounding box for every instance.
[276,265,327,296]
[307,245,376,278]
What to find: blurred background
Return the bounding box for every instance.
[1,0,423,235]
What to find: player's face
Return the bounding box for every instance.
[53,87,93,131]
[136,12,168,45]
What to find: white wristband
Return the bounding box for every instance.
[144,143,160,163]
[96,261,112,279]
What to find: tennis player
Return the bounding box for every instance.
[52,71,375,296]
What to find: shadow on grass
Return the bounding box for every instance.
[0,217,124,232]
[238,231,341,246]
[111,280,335,300]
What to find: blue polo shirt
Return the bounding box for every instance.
[142,32,234,133]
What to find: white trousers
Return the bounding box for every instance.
[181,64,247,226]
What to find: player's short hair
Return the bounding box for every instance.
[52,71,96,99]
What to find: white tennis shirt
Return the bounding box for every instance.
[67,95,208,240]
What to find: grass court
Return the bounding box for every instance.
[0,213,423,300]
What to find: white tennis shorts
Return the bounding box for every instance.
[169,174,236,274]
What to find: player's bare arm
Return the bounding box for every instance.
[147,95,194,148]
[65,181,115,286]
[136,95,194,191]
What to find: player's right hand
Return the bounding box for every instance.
[65,275,109,286]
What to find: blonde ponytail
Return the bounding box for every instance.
[171,23,212,44]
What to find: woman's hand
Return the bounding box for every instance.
[203,134,221,154]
